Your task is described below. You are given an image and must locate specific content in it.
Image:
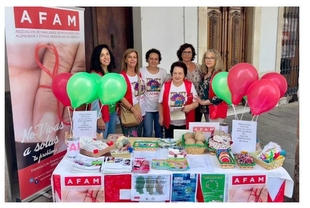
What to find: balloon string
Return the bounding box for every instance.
[240,100,248,120]
[232,104,239,120]
[71,108,76,136]
[99,104,103,118]
[255,115,259,122]
[67,106,73,136]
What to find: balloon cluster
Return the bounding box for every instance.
[51,72,127,109]
[211,63,288,116]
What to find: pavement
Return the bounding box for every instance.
[11,101,299,202]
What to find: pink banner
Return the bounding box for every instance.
[5,6,85,201]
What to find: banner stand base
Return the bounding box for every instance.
[16,187,52,202]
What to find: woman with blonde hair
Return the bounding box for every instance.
[195,49,228,123]
[119,48,146,137]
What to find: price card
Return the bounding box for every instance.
[231,120,257,153]
[72,110,97,138]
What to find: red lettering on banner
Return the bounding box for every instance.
[65,176,101,186]
[232,175,266,185]
[13,7,79,31]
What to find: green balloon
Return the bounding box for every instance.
[67,72,98,108]
[90,73,101,83]
[211,72,232,105]
[97,73,127,105]
[87,73,102,104]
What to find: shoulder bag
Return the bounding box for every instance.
[120,77,142,127]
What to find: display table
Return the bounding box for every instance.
[51,152,293,202]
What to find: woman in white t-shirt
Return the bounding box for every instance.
[120,48,146,137]
[140,48,167,138]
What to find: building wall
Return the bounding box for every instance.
[133,6,282,75]
[133,7,198,72]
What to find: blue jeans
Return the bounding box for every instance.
[143,111,163,138]
[97,112,117,139]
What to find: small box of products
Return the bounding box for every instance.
[132,140,158,151]
[234,151,256,170]
[206,130,232,155]
[132,158,150,173]
[250,142,285,170]
[216,149,235,169]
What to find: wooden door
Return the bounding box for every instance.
[280,7,299,96]
[207,7,246,71]
[83,7,133,72]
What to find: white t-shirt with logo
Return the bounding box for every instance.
[126,74,146,116]
[140,67,168,112]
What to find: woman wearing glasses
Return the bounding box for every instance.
[176,43,202,122]
[195,49,228,123]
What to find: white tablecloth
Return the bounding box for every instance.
[51,153,293,202]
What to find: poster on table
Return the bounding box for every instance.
[5,6,85,201]
[227,174,268,202]
[131,174,171,202]
[52,174,104,202]
[171,173,198,202]
[200,174,226,202]
[104,174,133,202]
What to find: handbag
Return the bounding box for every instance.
[120,77,142,127]
[120,103,141,127]
[209,101,228,119]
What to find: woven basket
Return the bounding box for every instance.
[250,151,285,170]
[182,134,207,154]
[206,137,231,155]
[216,151,235,169]
[234,154,256,170]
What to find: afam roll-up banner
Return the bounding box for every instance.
[5,6,85,201]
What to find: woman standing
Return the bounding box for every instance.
[140,48,167,138]
[195,49,228,123]
[158,61,198,139]
[119,48,146,137]
[176,43,202,122]
[89,44,117,139]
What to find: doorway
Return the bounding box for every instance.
[83,7,134,72]
[207,7,246,71]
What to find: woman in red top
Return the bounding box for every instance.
[158,61,199,138]
[119,48,146,137]
[195,49,228,123]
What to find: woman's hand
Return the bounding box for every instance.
[97,118,106,131]
[159,115,164,126]
[132,105,143,123]
[194,95,211,106]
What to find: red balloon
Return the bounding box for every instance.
[228,63,259,105]
[52,73,72,107]
[261,72,288,97]
[247,79,280,115]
